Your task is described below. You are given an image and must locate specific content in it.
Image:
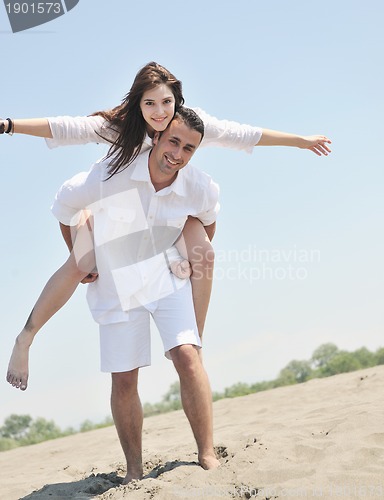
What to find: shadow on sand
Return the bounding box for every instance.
[20,460,199,499]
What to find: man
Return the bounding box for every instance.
[52,107,220,482]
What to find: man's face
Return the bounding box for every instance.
[150,119,202,183]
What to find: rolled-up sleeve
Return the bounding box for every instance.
[45,115,117,149]
[51,171,92,226]
[196,178,220,227]
[193,107,262,153]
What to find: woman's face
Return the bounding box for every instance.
[140,84,176,136]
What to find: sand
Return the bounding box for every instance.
[1,366,384,499]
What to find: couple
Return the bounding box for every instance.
[54,106,221,480]
[4,62,331,483]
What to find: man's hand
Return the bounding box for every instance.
[170,259,192,279]
[299,135,332,156]
[81,272,99,284]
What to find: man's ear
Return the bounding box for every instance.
[153,132,160,145]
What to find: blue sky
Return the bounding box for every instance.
[1,0,383,428]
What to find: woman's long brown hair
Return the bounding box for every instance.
[92,62,184,177]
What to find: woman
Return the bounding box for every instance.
[4,62,331,391]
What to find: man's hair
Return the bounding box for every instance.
[173,107,205,141]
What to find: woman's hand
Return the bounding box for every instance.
[299,135,332,156]
[258,129,332,155]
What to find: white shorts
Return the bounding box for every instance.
[99,280,200,372]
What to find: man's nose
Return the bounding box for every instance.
[171,145,182,159]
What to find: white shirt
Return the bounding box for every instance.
[52,150,220,325]
[45,107,262,153]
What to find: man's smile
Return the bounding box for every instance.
[164,154,180,166]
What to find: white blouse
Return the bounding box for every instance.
[45,107,262,153]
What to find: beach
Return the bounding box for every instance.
[1,365,383,499]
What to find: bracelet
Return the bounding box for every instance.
[5,118,14,135]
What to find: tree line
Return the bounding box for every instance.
[143,343,384,413]
[0,414,114,452]
[2,343,383,451]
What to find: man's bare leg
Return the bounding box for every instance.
[6,252,93,391]
[170,344,219,469]
[111,370,144,483]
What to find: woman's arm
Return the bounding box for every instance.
[193,108,331,156]
[46,115,115,147]
[1,115,115,146]
[257,129,332,156]
[1,118,52,138]
[194,107,262,153]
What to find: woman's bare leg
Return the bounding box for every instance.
[7,215,96,391]
[6,253,94,390]
[176,217,215,340]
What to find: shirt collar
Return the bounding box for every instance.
[164,169,187,197]
[130,150,151,182]
[130,149,188,198]
[143,133,153,149]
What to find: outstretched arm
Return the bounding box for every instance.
[194,108,332,156]
[1,115,113,146]
[257,129,332,156]
[1,118,53,138]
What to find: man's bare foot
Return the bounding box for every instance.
[6,331,34,391]
[198,453,221,470]
[121,468,143,485]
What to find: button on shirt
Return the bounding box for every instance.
[52,150,220,325]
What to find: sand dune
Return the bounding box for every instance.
[1,366,384,499]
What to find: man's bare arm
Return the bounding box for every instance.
[204,222,216,242]
[60,223,73,252]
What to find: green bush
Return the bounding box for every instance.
[0,437,19,452]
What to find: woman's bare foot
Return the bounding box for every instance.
[6,330,34,391]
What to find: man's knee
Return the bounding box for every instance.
[170,345,201,376]
[111,369,139,397]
